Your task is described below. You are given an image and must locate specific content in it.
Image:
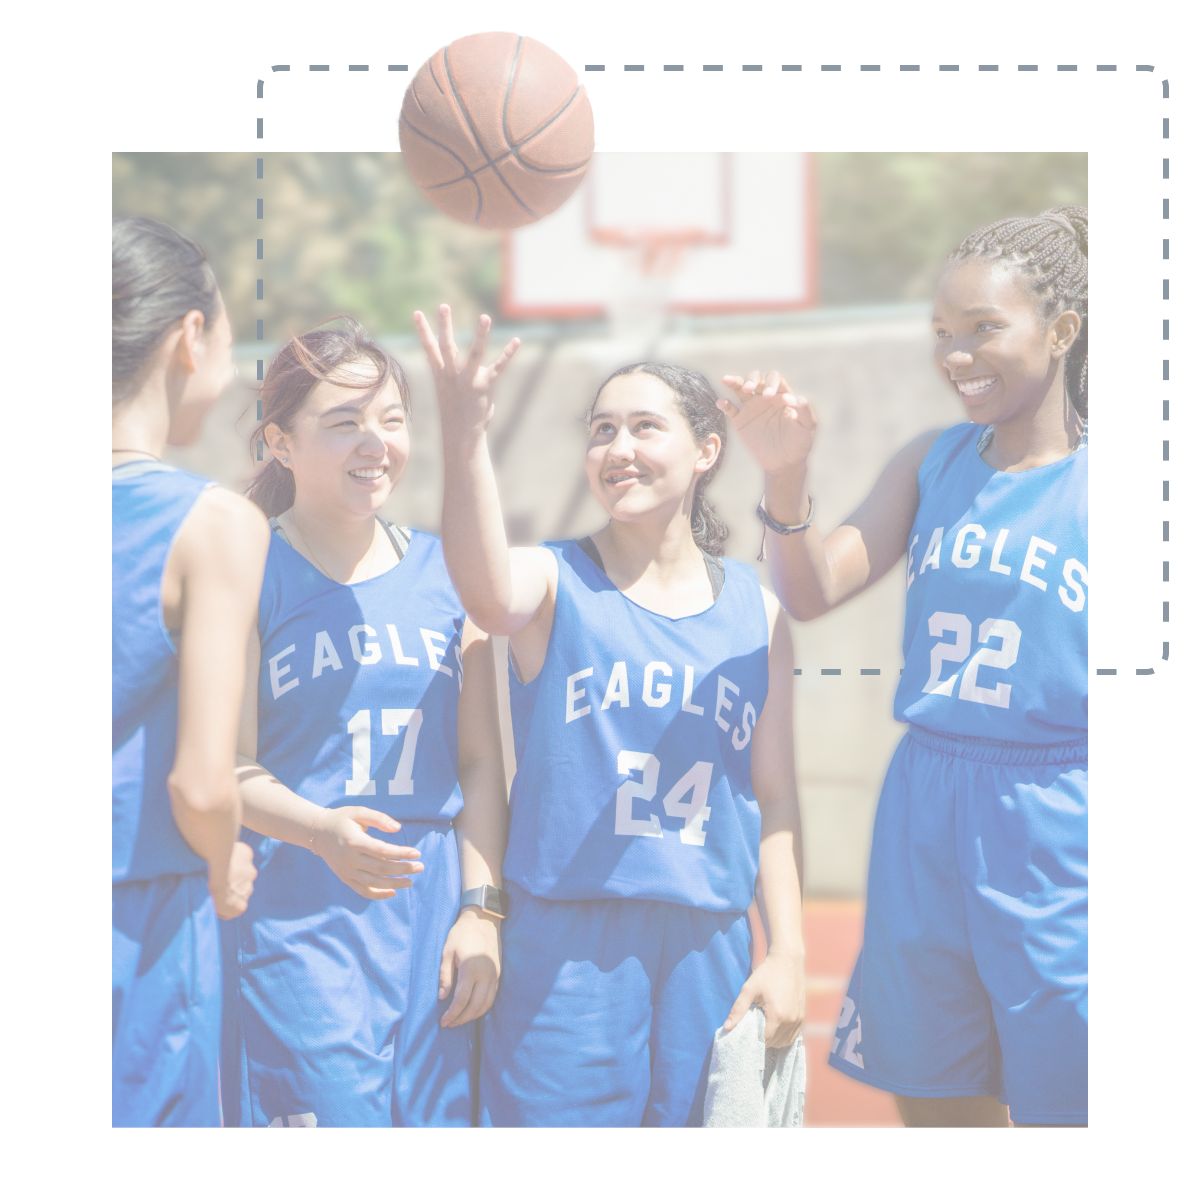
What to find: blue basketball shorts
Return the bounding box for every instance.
[479,883,752,1127]
[828,726,1088,1125]
[112,870,221,1127]
[220,820,472,1127]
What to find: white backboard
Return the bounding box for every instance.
[502,152,816,318]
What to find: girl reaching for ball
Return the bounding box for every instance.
[219,320,509,1128]
[416,304,805,1128]
[721,208,1088,1128]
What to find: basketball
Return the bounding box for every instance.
[399,32,594,231]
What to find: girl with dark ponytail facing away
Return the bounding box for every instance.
[112,217,269,1126]
[417,304,805,1127]
[723,207,1089,1128]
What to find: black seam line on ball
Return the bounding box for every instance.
[502,47,588,174]
[442,42,538,223]
[398,114,483,223]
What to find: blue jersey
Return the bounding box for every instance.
[504,541,770,912]
[894,424,1087,743]
[113,461,211,883]
[224,526,473,1127]
[253,528,466,830]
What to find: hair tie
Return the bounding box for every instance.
[1042,212,1080,241]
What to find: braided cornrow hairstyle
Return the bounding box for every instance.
[947,205,1088,418]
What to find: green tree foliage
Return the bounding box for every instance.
[112,151,1086,339]
[817,152,1087,305]
[112,152,500,344]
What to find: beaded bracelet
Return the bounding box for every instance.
[753,492,811,561]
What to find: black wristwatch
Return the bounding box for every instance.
[459,884,511,919]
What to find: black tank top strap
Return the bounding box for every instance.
[378,518,411,561]
[267,515,292,547]
[575,536,724,601]
[575,535,606,575]
[702,551,725,601]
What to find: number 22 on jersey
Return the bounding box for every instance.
[923,612,1022,709]
[344,709,424,796]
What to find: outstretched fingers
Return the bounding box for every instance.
[413,310,444,370]
[437,303,461,371]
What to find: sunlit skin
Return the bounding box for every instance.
[585,373,721,618]
[717,255,1087,1126]
[932,258,1082,470]
[263,367,411,584]
[247,356,508,1029]
[416,303,808,1050]
[112,290,268,922]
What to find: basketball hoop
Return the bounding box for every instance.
[598,229,712,347]
[592,227,718,276]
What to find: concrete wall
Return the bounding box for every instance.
[165,306,963,894]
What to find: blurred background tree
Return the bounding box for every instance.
[113,151,1085,341]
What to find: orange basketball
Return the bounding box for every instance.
[399,32,594,231]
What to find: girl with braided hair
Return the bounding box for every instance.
[721,207,1088,1127]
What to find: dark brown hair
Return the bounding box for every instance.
[947,206,1088,418]
[590,362,729,557]
[246,318,411,517]
[112,216,220,403]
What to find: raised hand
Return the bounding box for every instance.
[718,370,818,476]
[414,304,520,442]
[312,806,424,900]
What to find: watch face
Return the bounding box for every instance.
[482,885,511,918]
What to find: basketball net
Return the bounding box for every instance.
[593,228,711,348]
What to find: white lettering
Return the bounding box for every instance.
[382,708,423,795]
[566,667,593,723]
[601,661,630,710]
[918,526,944,575]
[715,676,739,731]
[345,709,375,795]
[922,612,972,696]
[643,662,673,708]
[268,644,299,699]
[681,666,704,715]
[1058,559,1088,613]
[312,631,344,678]
[731,701,757,751]
[950,524,987,569]
[615,751,663,838]
[420,628,453,676]
[1020,537,1057,592]
[989,528,1013,575]
[661,760,713,846]
[958,619,1022,709]
[905,534,920,591]
[348,624,381,666]
[386,624,420,665]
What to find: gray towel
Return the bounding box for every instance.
[702,1006,805,1127]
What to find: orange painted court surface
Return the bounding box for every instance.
[801,900,902,1127]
